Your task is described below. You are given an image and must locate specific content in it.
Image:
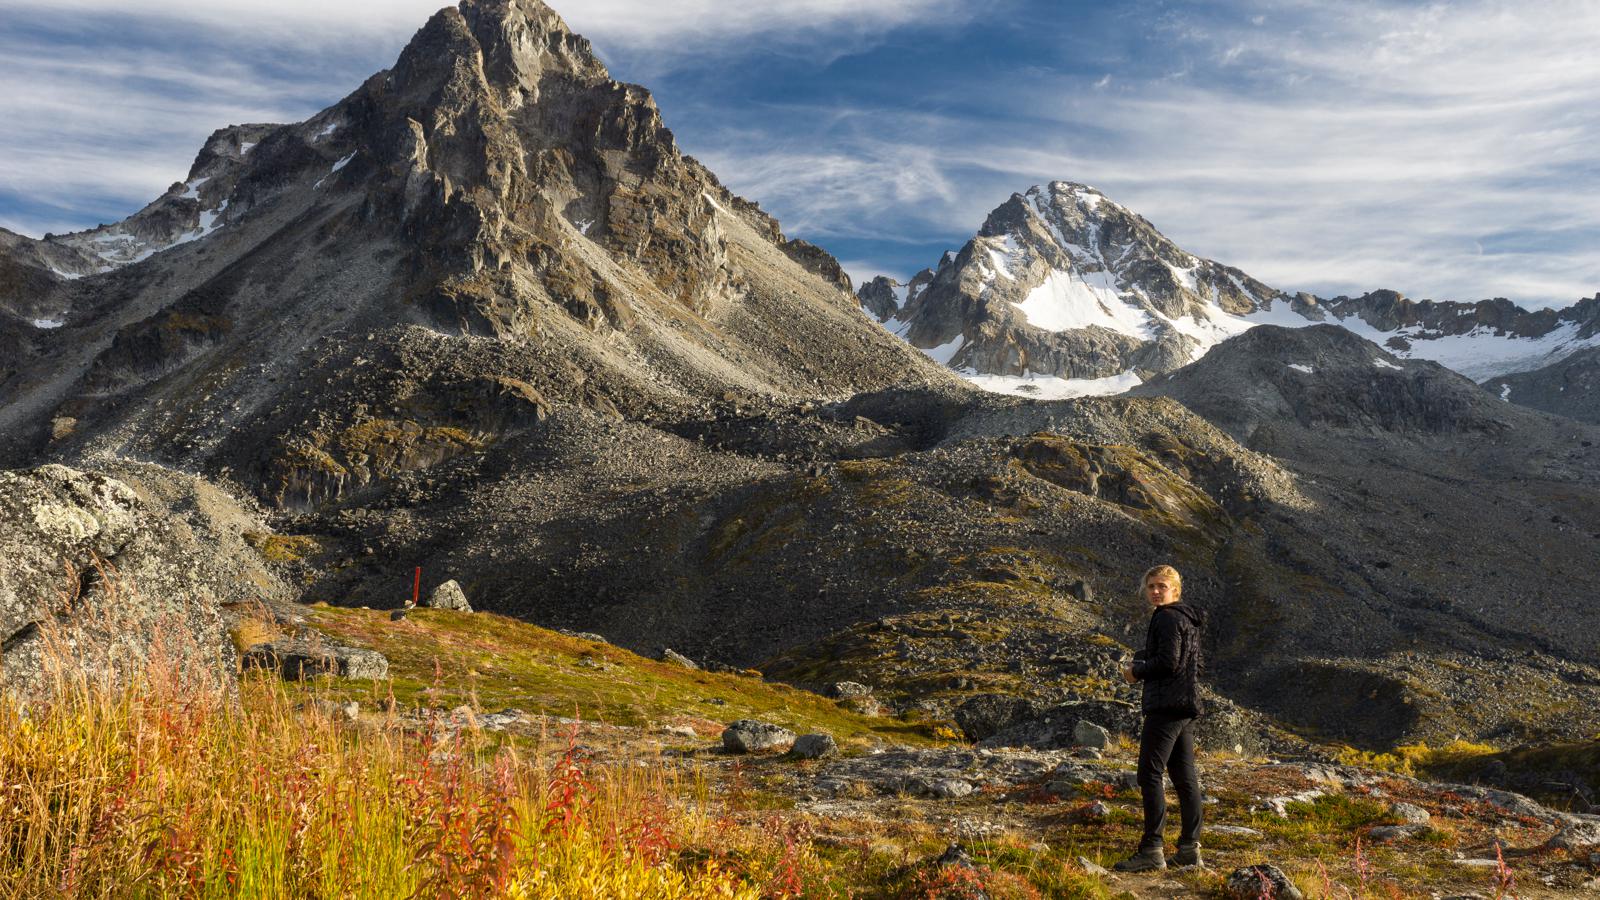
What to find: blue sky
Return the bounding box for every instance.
[2,0,1597,308]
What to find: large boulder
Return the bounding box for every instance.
[0,463,290,704]
[721,720,796,753]
[424,579,471,611]
[954,694,1042,741]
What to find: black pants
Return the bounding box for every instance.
[1136,709,1202,850]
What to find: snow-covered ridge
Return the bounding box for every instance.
[55,195,232,273]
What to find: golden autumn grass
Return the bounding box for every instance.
[0,607,835,898]
[0,580,1103,899]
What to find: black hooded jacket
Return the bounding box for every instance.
[1131,601,1206,717]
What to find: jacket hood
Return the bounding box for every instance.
[1154,602,1204,628]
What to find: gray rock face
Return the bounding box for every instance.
[856,276,903,323]
[243,640,389,680]
[424,579,472,611]
[721,719,796,753]
[1224,864,1303,900]
[791,733,838,759]
[1544,814,1600,850]
[0,462,288,704]
[918,777,974,799]
[1486,342,1600,424]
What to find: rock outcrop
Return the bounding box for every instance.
[0,463,290,703]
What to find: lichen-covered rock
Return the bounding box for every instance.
[826,681,873,700]
[0,462,290,704]
[1368,824,1428,843]
[424,579,472,611]
[243,640,389,680]
[721,720,796,754]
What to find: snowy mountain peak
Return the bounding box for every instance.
[865,181,1600,397]
[874,181,1290,397]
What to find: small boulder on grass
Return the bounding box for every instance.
[1390,801,1431,824]
[661,648,698,669]
[243,640,388,680]
[721,720,796,753]
[1224,864,1302,900]
[791,733,837,759]
[1369,824,1429,843]
[424,579,471,611]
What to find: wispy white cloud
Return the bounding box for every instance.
[0,0,964,50]
[697,0,1600,306]
[1,0,1597,309]
[0,0,970,237]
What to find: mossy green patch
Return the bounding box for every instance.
[242,531,325,564]
[301,606,938,747]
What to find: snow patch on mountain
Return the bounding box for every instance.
[1015,269,1154,338]
[1319,316,1600,383]
[967,369,1142,399]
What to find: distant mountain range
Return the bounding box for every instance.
[858,181,1600,397]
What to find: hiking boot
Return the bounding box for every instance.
[1111,845,1166,872]
[1173,841,1202,867]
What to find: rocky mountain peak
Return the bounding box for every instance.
[0,0,956,487]
[393,0,610,107]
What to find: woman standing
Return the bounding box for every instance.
[1113,564,1206,872]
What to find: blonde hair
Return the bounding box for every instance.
[1141,565,1182,599]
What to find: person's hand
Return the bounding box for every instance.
[1121,663,1138,684]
